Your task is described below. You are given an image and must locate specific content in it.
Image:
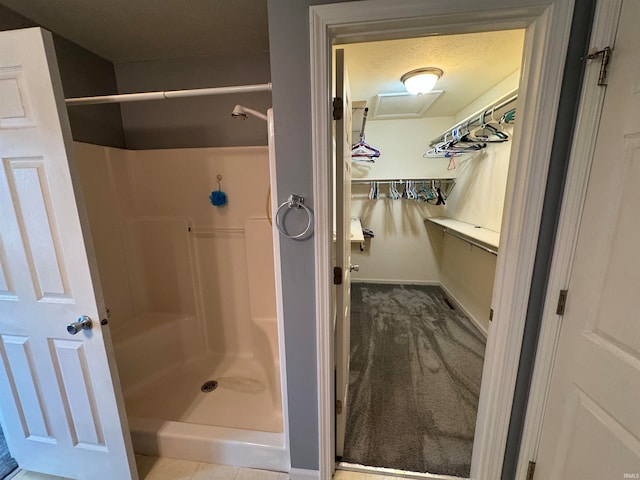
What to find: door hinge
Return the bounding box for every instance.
[556,289,568,316]
[333,266,343,285]
[489,308,494,321]
[583,46,612,86]
[526,461,536,480]
[333,97,344,120]
[336,399,343,414]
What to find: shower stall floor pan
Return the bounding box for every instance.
[124,356,282,432]
[129,417,288,472]
[124,356,287,471]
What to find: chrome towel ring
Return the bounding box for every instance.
[275,194,313,239]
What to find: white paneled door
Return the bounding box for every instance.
[0,28,137,479]
[334,48,352,459]
[535,1,640,478]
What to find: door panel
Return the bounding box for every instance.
[535,1,640,477]
[0,335,52,441]
[51,339,106,448]
[0,27,136,479]
[5,158,71,301]
[334,48,352,458]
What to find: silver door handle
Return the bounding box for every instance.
[67,316,92,335]
[349,264,360,272]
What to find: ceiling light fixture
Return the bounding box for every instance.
[401,67,443,95]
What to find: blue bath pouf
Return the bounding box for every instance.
[210,190,227,207]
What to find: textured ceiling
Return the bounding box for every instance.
[0,0,269,62]
[341,30,525,117]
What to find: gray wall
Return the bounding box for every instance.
[0,4,125,148]
[267,0,357,471]
[115,54,271,149]
[0,3,271,150]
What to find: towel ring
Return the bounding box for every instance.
[275,194,313,239]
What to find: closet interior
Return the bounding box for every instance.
[335,29,525,478]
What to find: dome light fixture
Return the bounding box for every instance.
[401,67,443,95]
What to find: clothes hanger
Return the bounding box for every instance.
[426,180,439,205]
[425,180,446,205]
[468,108,509,142]
[368,181,379,200]
[418,181,431,202]
[500,108,516,124]
[352,134,381,160]
[388,181,400,200]
[424,137,486,158]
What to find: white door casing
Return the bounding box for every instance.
[534,2,640,478]
[310,2,576,479]
[334,48,352,459]
[0,28,137,480]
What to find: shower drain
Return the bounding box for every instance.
[201,380,219,393]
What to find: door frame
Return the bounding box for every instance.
[309,1,576,479]
[514,0,623,477]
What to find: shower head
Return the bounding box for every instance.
[231,104,267,122]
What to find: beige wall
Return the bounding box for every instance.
[350,116,453,283]
[439,125,514,333]
[349,113,515,334]
[436,232,497,336]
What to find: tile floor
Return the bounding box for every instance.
[11,458,402,480]
[11,455,288,480]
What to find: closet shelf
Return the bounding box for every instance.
[333,217,365,243]
[426,217,499,255]
[430,92,518,146]
[351,177,455,184]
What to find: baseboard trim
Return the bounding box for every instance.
[351,280,489,337]
[439,283,489,337]
[5,468,21,480]
[289,468,320,480]
[351,279,440,286]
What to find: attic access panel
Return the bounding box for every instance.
[370,90,443,120]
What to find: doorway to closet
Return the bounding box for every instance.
[334,29,525,478]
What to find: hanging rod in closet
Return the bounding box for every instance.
[430,93,518,146]
[65,82,272,106]
[438,226,498,256]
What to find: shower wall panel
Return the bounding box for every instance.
[193,231,254,358]
[74,143,135,326]
[74,143,274,363]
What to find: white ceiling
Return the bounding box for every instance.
[0,0,269,62]
[341,30,525,118]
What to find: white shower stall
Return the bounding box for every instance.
[0,24,289,479]
[72,116,289,470]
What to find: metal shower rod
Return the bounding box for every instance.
[65,82,272,106]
